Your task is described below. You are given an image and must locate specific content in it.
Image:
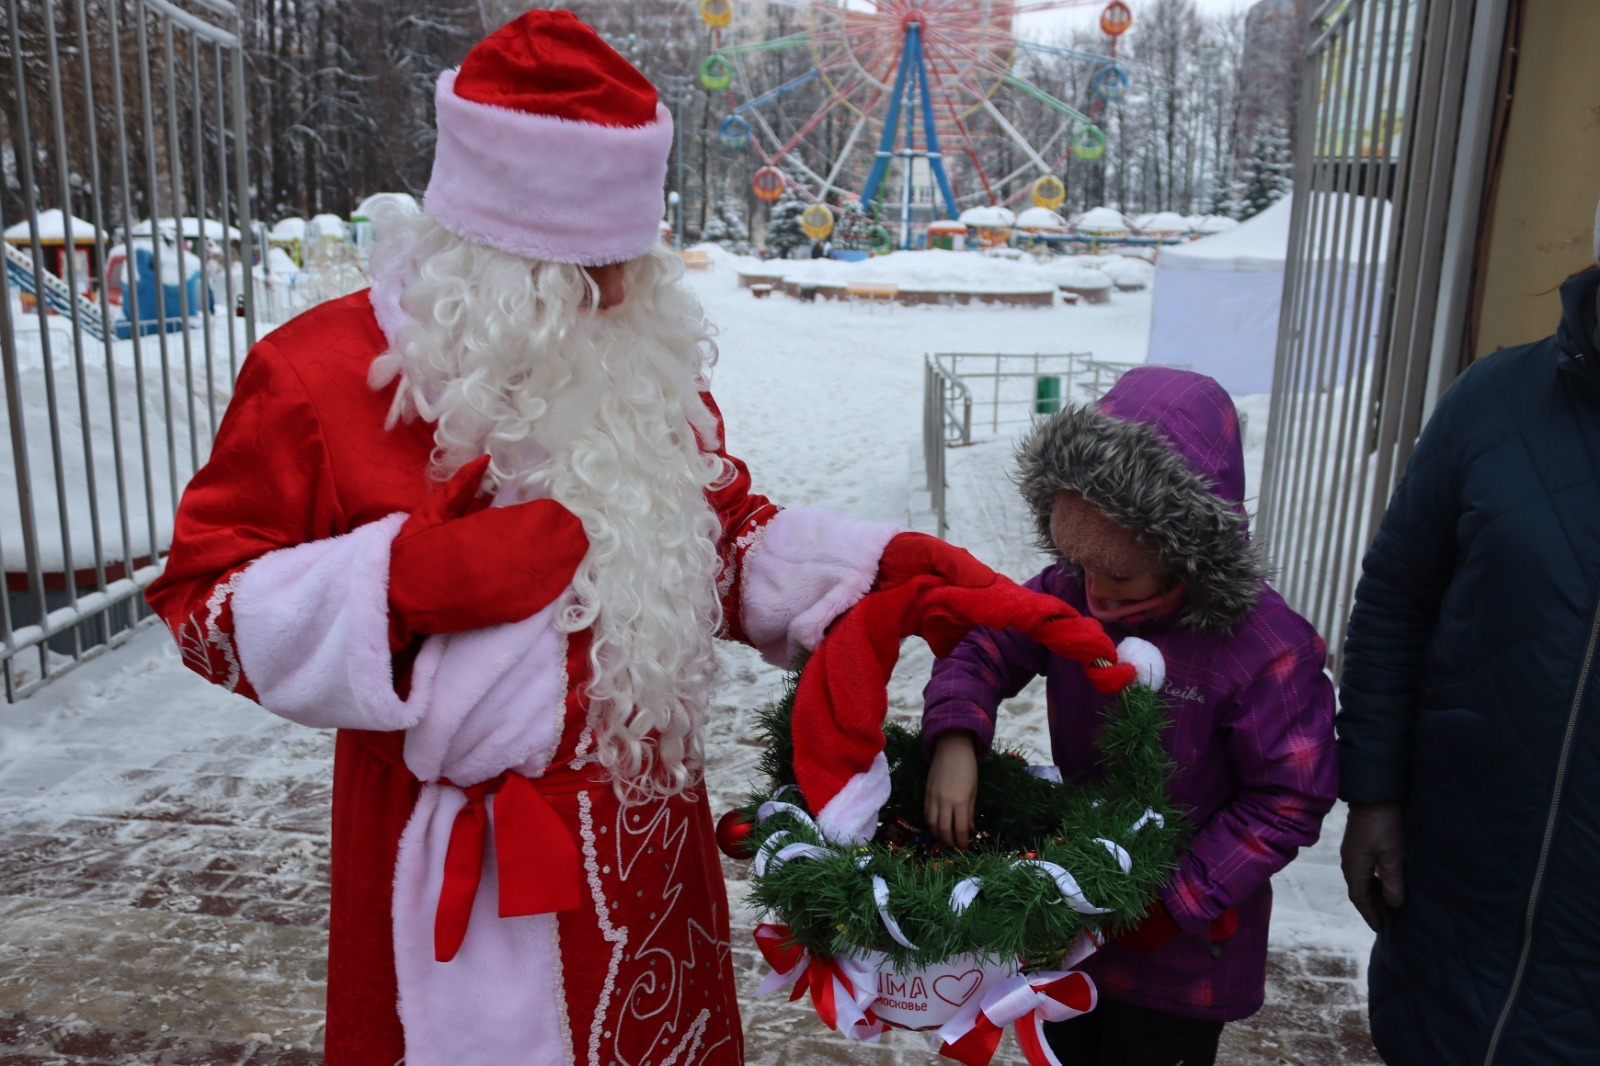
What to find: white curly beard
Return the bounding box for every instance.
[368,215,727,801]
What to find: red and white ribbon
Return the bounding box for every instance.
[934,967,1098,1066]
[753,923,886,1043]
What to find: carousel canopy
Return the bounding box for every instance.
[131,216,243,242]
[1140,211,1189,234]
[1015,206,1068,231]
[958,205,1017,228]
[1072,207,1131,234]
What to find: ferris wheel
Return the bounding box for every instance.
[697,0,1134,226]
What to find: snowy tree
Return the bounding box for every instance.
[764,188,809,258]
[831,196,875,252]
[699,195,753,255]
[1233,119,1293,219]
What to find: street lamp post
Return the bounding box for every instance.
[662,74,696,251]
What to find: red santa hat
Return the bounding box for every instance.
[424,10,673,266]
[787,534,1155,844]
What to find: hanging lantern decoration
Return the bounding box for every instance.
[751,166,787,202]
[1093,64,1130,101]
[700,0,733,29]
[700,53,734,90]
[799,203,835,240]
[1072,126,1108,162]
[1031,175,1067,210]
[1100,1,1133,37]
[717,114,752,150]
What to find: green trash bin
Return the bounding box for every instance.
[1035,375,1061,415]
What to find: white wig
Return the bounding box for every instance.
[369,214,729,802]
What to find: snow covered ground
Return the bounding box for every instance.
[0,252,1378,1063]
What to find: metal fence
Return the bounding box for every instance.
[0,0,256,697]
[1257,0,1506,672]
[922,352,1139,537]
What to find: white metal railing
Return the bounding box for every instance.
[0,0,256,698]
[921,352,1140,538]
[1258,0,1505,674]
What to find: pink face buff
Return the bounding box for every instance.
[1084,582,1187,626]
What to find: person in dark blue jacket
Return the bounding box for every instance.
[1339,218,1600,1064]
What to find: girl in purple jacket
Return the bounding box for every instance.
[922,367,1337,1066]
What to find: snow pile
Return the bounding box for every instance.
[1034,258,1113,291]
[1083,254,1155,289]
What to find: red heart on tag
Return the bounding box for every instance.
[933,969,983,1007]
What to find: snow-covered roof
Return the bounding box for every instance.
[1071,207,1131,233]
[1159,195,1390,273]
[131,216,242,241]
[3,209,101,243]
[270,217,308,240]
[958,205,1016,228]
[926,219,968,233]
[1015,206,1067,231]
[1140,211,1189,233]
[308,214,348,239]
[353,192,421,221]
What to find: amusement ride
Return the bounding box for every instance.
[694,0,1135,248]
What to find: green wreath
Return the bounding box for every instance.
[731,667,1185,971]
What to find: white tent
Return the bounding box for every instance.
[1146,195,1389,395]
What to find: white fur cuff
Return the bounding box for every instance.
[739,506,903,668]
[233,513,422,731]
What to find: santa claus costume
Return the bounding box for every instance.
[146,12,904,1065]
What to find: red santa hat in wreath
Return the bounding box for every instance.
[785,533,1165,844]
[424,9,672,265]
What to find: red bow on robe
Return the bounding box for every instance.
[434,768,588,962]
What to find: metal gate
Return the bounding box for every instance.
[1257,0,1508,671]
[0,0,256,697]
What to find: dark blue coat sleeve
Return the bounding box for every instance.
[1337,377,1468,805]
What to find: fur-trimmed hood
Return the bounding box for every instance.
[1017,366,1267,631]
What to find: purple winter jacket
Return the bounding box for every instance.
[922,367,1337,1022]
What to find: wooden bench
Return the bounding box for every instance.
[844,281,898,308]
[678,249,712,270]
[749,283,774,299]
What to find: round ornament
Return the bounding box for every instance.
[715,808,756,859]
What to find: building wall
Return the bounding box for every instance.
[1473,0,1600,358]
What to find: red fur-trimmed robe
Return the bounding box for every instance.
[146,291,899,1066]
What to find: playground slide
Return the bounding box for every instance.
[4,242,107,341]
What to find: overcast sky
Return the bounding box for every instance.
[1016,0,1263,41]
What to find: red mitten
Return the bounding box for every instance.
[1118,900,1183,953]
[389,456,588,640]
